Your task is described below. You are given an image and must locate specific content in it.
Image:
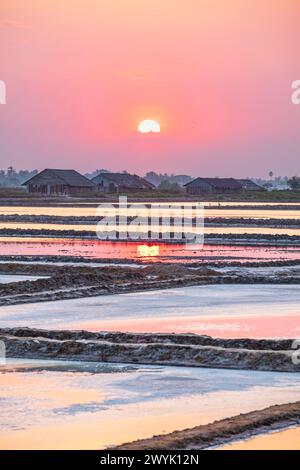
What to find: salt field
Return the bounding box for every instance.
[0,284,299,338]
[1,359,300,449]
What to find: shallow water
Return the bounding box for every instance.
[0,238,299,263]
[0,204,300,220]
[0,274,48,284]
[1,222,300,236]
[218,426,300,450]
[1,285,299,338]
[1,359,300,449]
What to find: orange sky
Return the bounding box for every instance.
[0,0,299,176]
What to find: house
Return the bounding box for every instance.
[92,172,155,193]
[23,169,96,196]
[237,179,265,191]
[184,178,242,195]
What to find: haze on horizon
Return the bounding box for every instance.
[0,0,299,177]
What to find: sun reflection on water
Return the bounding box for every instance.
[137,244,160,257]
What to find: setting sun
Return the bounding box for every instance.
[138,119,160,134]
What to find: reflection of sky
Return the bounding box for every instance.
[0,285,299,338]
[0,238,298,263]
[2,360,300,432]
[0,274,48,284]
[1,222,300,237]
[0,205,300,219]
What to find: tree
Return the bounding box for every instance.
[288,176,300,190]
[7,166,16,177]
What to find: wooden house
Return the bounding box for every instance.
[184,177,242,195]
[23,169,96,196]
[92,172,155,193]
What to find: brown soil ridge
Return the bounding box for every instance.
[0,327,294,351]
[1,214,299,228]
[1,328,299,373]
[0,255,299,268]
[0,262,299,307]
[114,401,300,450]
[1,227,300,244]
[0,264,219,306]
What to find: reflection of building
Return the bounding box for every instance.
[23,169,96,196]
[92,172,155,193]
[184,177,242,195]
[237,179,265,191]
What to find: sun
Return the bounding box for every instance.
[138,119,160,134]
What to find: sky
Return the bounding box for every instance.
[0,0,299,177]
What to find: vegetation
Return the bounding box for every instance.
[145,171,192,186]
[157,180,183,194]
[288,176,300,191]
[0,167,37,187]
[118,190,300,202]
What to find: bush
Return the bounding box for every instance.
[157,180,183,194]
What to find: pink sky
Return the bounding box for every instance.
[0,0,299,176]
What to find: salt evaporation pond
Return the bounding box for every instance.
[1,359,300,449]
[0,204,300,220]
[218,426,300,450]
[1,284,300,338]
[0,238,299,263]
[0,274,49,284]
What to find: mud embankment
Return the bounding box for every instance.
[1,327,294,350]
[1,214,300,228]
[0,262,300,306]
[1,262,300,305]
[114,401,300,450]
[0,254,299,268]
[0,227,300,245]
[0,263,221,305]
[0,254,145,265]
[1,328,299,373]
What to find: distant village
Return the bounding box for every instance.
[0,166,299,196]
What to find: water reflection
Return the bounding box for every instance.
[219,427,300,450]
[137,245,160,257]
[1,222,300,236]
[0,205,300,220]
[1,359,300,449]
[0,238,299,263]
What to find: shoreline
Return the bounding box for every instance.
[209,422,300,450]
[0,255,299,267]
[1,195,300,206]
[113,401,300,450]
